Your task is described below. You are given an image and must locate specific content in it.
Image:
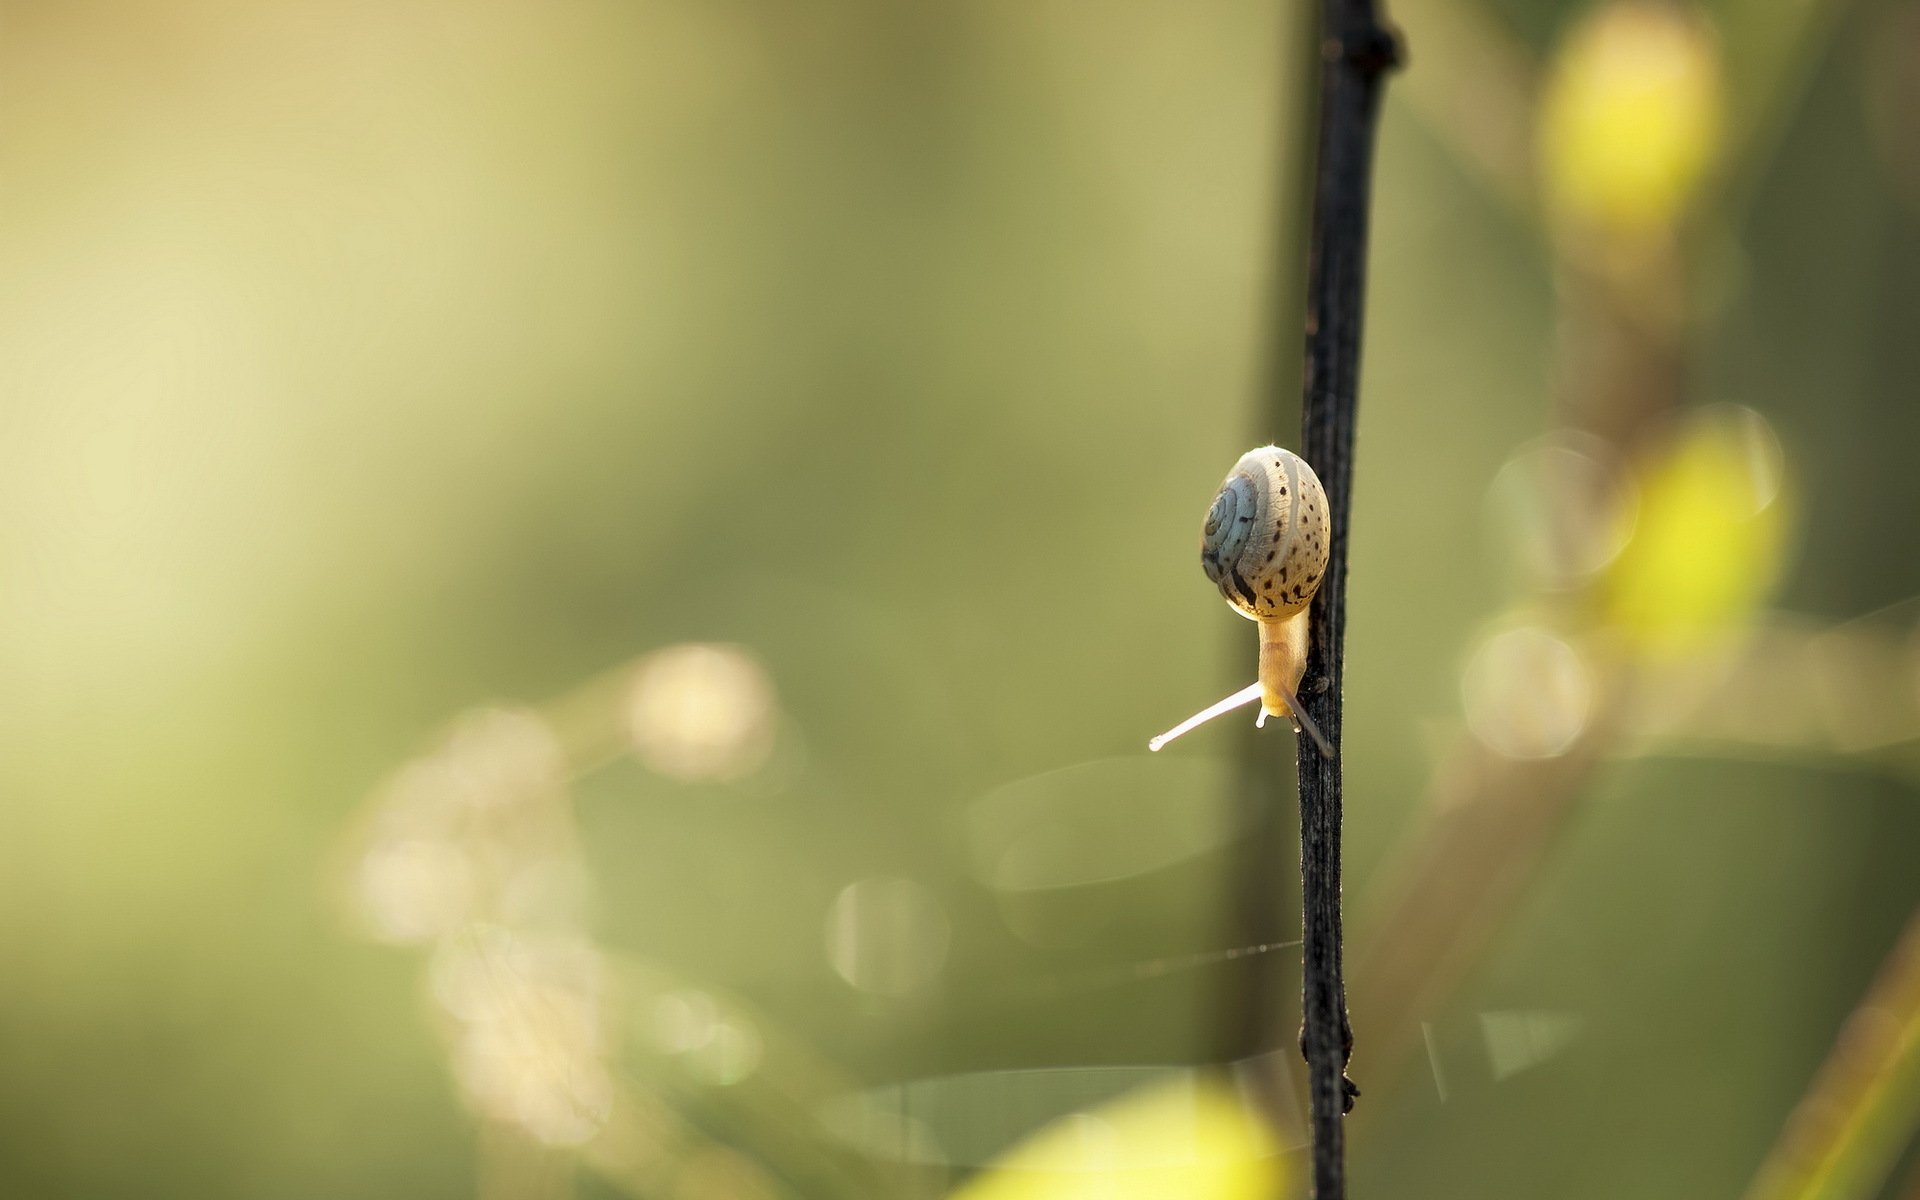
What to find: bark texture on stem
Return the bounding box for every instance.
[1294,3,1399,1198]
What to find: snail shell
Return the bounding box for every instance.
[1200,446,1331,621]
[1150,444,1333,754]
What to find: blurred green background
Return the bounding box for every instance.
[2,0,1918,1197]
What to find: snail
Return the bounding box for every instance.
[1149,445,1334,755]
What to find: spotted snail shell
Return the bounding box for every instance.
[1149,444,1334,755]
[1200,445,1331,621]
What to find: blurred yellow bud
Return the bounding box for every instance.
[948,1076,1288,1200]
[1539,3,1722,249]
[1602,407,1789,654]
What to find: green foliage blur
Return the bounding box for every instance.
[2,1,1917,1197]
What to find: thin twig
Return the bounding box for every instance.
[1293,1,1400,1197]
[1741,907,1920,1200]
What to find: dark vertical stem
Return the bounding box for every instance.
[1293,2,1399,1198]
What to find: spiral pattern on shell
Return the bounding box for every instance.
[1199,445,1330,621]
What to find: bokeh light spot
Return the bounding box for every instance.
[627,643,777,782]
[357,837,475,944]
[966,757,1236,894]
[683,1017,762,1087]
[431,927,613,1146]
[1487,433,1636,588]
[825,877,950,999]
[651,988,723,1055]
[1462,625,1593,760]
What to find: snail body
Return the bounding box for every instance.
[1150,446,1333,754]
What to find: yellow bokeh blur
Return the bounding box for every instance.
[1602,408,1788,654]
[1539,2,1722,248]
[948,1077,1289,1200]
